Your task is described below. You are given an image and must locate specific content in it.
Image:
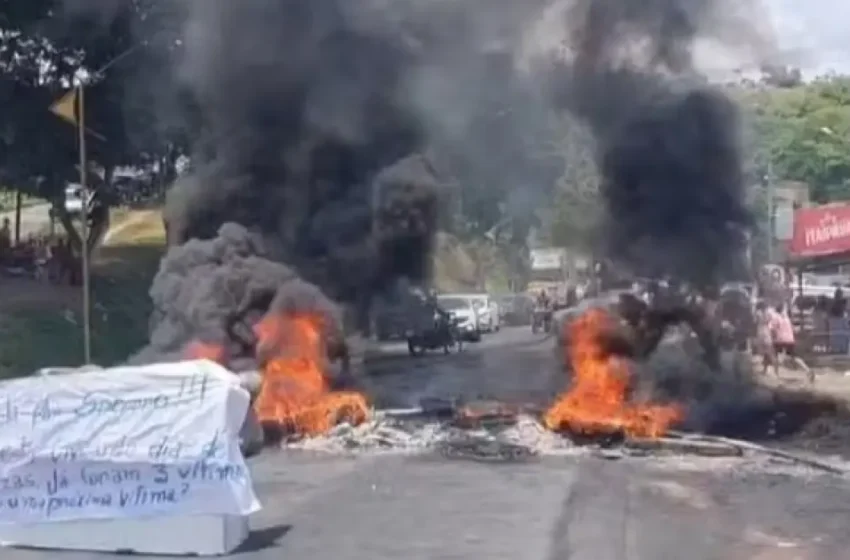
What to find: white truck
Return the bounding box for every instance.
[527,247,571,308]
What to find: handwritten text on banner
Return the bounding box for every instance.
[0,360,261,523]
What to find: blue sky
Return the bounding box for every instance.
[769,0,850,74]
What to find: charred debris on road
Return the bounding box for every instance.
[261,392,850,475]
[248,302,850,475]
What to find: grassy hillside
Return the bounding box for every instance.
[0,208,165,378]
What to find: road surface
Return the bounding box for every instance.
[363,326,558,408]
[365,326,519,364]
[0,204,51,240]
[5,327,850,559]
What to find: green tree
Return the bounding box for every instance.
[0,0,189,249]
[743,75,850,202]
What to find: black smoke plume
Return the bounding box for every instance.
[163,0,433,282]
[545,0,800,436]
[551,0,756,289]
[131,223,343,371]
[137,0,555,365]
[145,0,448,360]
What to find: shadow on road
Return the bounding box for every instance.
[231,524,293,554]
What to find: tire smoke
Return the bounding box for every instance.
[549,0,771,288]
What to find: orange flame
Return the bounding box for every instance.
[252,313,368,437]
[543,308,683,439]
[185,341,226,364]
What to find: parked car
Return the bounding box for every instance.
[436,295,482,342]
[64,184,85,215]
[457,293,500,333]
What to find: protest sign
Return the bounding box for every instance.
[0,360,262,524]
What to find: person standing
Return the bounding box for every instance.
[0,217,10,255]
[769,303,813,383]
[753,302,777,377]
[812,295,830,353]
[829,288,848,354]
[536,289,551,311]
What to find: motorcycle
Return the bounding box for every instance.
[407,312,464,356]
[531,305,553,334]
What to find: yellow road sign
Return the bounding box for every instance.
[49,87,79,126]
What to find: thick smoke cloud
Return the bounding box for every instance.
[55,0,565,366]
[144,0,449,355]
[549,0,764,288]
[131,223,343,371]
[131,0,555,360]
[544,0,787,434]
[67,0,774,380]
[165,0,429,278]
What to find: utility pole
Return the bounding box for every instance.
[13,189,21,243]
[766,159,775,264]
[48,43,147,365]
[78,84,91,364]
[49,83,91,363]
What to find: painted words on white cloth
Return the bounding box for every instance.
[0,360,261,523]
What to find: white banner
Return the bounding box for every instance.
[0,360,261,524]
[531,249,563,271]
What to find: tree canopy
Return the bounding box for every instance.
[739,75,850,203]
[0,0,189,247]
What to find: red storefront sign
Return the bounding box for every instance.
[789,204,850,258]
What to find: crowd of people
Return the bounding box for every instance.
[605,278,815,382]
[0,218,81,285]
[806,289,850,355]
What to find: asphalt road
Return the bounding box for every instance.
[365,325,525,363]
[363,326,559,409]
[5,326,850,559]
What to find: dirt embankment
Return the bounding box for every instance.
[0,209,165,378]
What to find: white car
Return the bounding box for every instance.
[64,183,94,216]
[459,293,501,333]
[436,295,482,341]
[65,184,84,214]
